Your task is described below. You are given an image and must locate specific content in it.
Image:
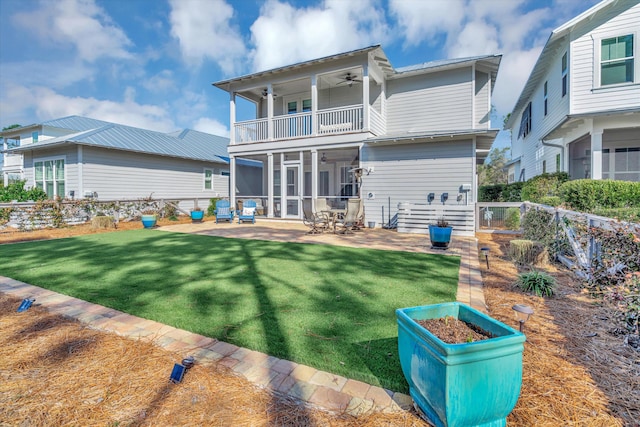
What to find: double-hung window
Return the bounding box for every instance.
[34,158,64,199]
[601,35,634,86]
[518,102,532,139]
[204,168,213,190]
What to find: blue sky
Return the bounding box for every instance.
[0,0,601,153]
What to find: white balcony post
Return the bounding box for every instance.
[267,83,274,141]
[362,64,370,131]
[267,153,274,217]
[311,150,318,211]
[229,92,236,145]
[230,156,237,210]
[591,130,603,180]
[311,75,318,136]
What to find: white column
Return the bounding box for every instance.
[267,153,274,218]
[230,156,236,210]
[267,83,274,141]
[311,150,318,211]
[362,64,370,131]
[311,75,318,136]
[591,130,603,180]
[229,92,236,144]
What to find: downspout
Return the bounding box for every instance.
[541,138,565,172]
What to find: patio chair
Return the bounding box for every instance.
[352,198,365,231]
[214,199,234,223]
[237,199,257,224]
[335,198,360,234]
[303,199,329,234]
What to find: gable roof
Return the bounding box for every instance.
[505,0,636,128]
[0,115,112,137]
[213,45,500,91]
[4,120,230,163]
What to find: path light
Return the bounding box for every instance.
[480,247,490,270]
[512,304,534,332]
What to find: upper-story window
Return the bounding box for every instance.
[5,137,20,148]
[32,131,39,143]
[561,52,568,97]
[601,35,634,86]
[518,102,532,139]
[543,81,548,116]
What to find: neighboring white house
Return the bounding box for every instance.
[1,116,231,204]
[213,45,501,231]
[505,0,640,183]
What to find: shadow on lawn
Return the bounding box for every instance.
[0,229,458,395]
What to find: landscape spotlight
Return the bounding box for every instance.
[512,304,534,332]
[480,247,490,269]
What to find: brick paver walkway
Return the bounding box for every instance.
[0,220,486,415]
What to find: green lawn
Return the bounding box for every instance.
[0,229,460,392]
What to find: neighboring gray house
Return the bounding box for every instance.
[1,116,230,204]
[505,0,640,183]
[213,45,501,233]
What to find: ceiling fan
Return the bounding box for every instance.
[337,72,362,87]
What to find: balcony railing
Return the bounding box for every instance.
[233,104,371,144]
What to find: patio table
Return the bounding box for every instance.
[323,208,346,233]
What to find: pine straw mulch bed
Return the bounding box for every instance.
[1,224,639,426]
[0,294,427,426]
[478,233,639,427]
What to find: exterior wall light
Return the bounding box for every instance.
[512,304,534,332]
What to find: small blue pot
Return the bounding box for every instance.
[141,214,157,228]
[190,210,204,222]
[429,225,452,248]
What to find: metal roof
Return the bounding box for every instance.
[5,121,230,163]
[41,115,113,131]
[395,54,501,74]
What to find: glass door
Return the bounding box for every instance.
[284,165,300,217]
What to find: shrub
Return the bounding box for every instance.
[520,172,569,203]
[504,207,521,230]
[515,271,556,297]
[207,197,221,217]
[478,182,524,202]
[604,273,640,336]
[560,179,640,212]
[592,207,640,222]
[522,208,555,248]
[539,196,562,207]
[508,239,549,266]
[0,180,48,202]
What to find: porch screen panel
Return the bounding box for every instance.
[603,149,610,179]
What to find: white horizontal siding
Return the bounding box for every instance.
[360,140,474,227]
[474,71,490,128]
[571,3,640,114]
[397,203,475,236]
[385,67,472,133]
[81,146,228,200]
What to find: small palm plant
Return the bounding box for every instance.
[514,270,556,297]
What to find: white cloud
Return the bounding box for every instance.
[448,20,499,58]
[389,0,465,46]
[142,70,177,93]
[491,47,543,117]
[12,0,132,62]
[249,0,390,72]
[1,84,176,132]
[192,117,229,137]
[168,0,246,74]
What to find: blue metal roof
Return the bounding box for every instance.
[395,54,501,74]
[41,115,113,131]
[6,119,230,163]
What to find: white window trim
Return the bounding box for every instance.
[593,31,638,89]
[561,52,568,97]
[203,167,214,191]
[33,155,66,198]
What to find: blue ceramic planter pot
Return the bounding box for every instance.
[397,302,525,427]
[141,214,157,228]
[190,210,204,222]
[429,225,452,248]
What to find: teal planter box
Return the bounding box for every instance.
[141,214,157,228]
[190,210,204,222]
[429,225,452,248]
[397,302,525,427]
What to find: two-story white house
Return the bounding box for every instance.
[505,0,640,183]
[213,45,501,231]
